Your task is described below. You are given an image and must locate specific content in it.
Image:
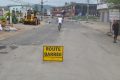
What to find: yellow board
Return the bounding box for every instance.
[43,46,64,62]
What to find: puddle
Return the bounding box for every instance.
[0,45,18,54]
[0,45,6,50]
[0,52,8,54]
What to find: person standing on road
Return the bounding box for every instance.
[0,21,3,31]
[112,20,119,43]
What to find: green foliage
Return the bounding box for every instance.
[0,12,11,21]
[19,18,24,23]
[0,16,6,21]
[107,0,120,4]
[4,12,12,18]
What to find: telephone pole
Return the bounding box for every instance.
[41,0,43,21]
[86,0,89,22]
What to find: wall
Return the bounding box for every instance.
[99,9,109,22]
[97,4,108,9]
[97,3,109,22]
[109,9,120,22]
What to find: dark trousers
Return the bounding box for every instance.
[114,30,119,42]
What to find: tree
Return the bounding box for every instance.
[107,0,120,4]
[4,12,12,18]
[0,12,11,21]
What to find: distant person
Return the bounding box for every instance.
[112,20,119,43]
[48,16,51,24]
[0,21,3,31]
[57,16,63,31]
[51,14,53,18]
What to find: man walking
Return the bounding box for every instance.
[112,20,119,43]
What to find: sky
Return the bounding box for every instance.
[0,0,98,6]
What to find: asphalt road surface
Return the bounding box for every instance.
[0,19,120,80]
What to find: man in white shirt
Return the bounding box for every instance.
[57,16,63,31]
[0,22,3,31]
[58,17,63,24]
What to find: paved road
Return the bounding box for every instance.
[0,19,120,80]
[0,23,59,45]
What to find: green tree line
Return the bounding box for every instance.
[107,0,120,4]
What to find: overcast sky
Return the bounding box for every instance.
[0,0,98,6]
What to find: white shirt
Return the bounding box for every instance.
[0,24,3,31]
[58,17,63,23]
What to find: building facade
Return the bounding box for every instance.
[97,3,109,22]
[52,2,98,17]
[74,3,97,16]
[32,4,52,16]
[97,0,109,22]
[0,7,9,18]
[97,0,120,22]
[9,5,32,23]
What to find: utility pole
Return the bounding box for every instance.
[41,0,43,21]
[97,0,98,4]
[86,0,89,22]
[8,6,11,24]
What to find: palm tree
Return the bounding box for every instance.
[4,11,12,24]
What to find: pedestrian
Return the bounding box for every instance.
[56,16,63,31]
[48,16,51,24]
[112,20,119,43]
[0,21,3,31]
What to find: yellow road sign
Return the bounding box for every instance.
[43,46,64,62]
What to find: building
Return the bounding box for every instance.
[0,6,9,18]
[52,2,98,17]
[0,8,4,17]
[32,4,52,16]
[8,5,32,23]
[97,0,120,34]
[97,0,110,22]
[97,0,120,22]
[73,3,97,16]
[52,6,71,16]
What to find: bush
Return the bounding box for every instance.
[72,16,87,21]
[19,18,24,23]
[0,16,6,21]
[0,16,7,27]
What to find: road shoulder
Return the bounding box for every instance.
[80,21,120,41]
